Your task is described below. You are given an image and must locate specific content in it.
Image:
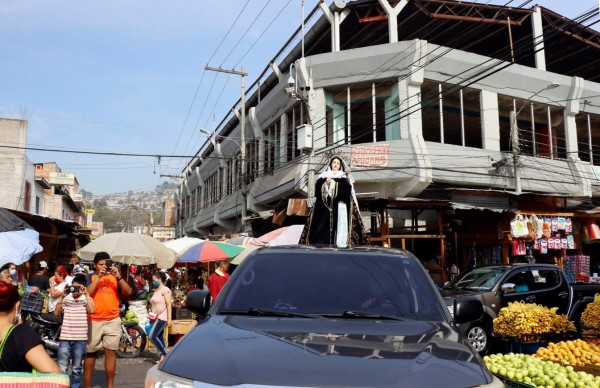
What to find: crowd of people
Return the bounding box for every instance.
[0,252,233,388]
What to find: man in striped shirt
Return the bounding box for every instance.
[55,274,95,388]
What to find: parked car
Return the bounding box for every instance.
[146,246,502,387]
[441,263,600,355]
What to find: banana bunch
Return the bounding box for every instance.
[493,301,576,337]
[581,294,600,329]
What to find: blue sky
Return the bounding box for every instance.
[0,0,597,195]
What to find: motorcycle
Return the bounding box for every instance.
[116,304,147,358]
[20,292,146,358]
[20,292,62,353]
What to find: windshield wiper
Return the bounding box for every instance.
[340,310,406,321]
[249,308,320,318]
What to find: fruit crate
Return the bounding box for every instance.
[20,292,44,313]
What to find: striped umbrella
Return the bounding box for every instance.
[177,240,245,264]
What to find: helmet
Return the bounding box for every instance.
[72,264,88,276]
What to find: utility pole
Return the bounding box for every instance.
[510,111,521,193]
[511,82,559,194]
[205,65,248,231]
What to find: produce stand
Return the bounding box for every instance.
[168,319,197,347]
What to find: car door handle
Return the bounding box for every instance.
[559,292,569,298]
[525,296,536,303]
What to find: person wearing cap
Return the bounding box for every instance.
[28,261,50,293]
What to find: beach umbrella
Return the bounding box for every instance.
[163,236,204,255]
[77,232,177,269]
[257,227,291,243]
[0,208,43,266]
[230,244,262,265]
[267,225,305,246]
[177,241,244,264]
[225,236,265,246]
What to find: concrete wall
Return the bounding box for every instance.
[0,119,31,211]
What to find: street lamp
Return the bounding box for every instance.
[511,81,560,193]
[199,128,242,148]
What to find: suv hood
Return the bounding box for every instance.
[159,316,491,387]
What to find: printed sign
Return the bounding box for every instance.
[84,209,96,215]
[351,144,389,167]
[48,172,75,186]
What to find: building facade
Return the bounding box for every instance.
[178,0,600,255]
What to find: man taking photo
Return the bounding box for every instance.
[83,252,131,388]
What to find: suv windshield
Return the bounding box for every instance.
[218,250,445,321]
[444,267,508,291]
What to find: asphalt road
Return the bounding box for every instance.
[84,349,159,387]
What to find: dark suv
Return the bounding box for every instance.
[146,246,502,387]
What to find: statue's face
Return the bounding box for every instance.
[331,158,342,171]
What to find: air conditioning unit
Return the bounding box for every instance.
[296,124,313,150]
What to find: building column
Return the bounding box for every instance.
[249,107,264,177]
[565,76,584,160]
[319,2,350,52]
[480,90,501,151]
[377,0,408,43]
[312,88,327,150]
[531,6,546,71]
[280,113,288,163]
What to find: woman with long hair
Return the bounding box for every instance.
[0,281,61,373]
[148,271,172,365]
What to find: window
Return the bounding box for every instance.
[264,122,280,174]
[498,94,566,158]
[532,269,560,290]
[246,139,259,183]
[421,80,482,147]
[24,181,31,212]
[35,196,41,214]
[505,270,533,293]
[576,112,600,165]
[226,159,234,195]
[325,81,399,145]
[286,103,308,161]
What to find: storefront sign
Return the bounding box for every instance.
[48,172,75,186]
[153,227,176,240]
[84,209,96,215]
[351,144,389,167]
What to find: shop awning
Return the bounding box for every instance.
[0,208,33,232]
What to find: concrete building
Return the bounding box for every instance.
[0,119,42,213]
[178,0,600,242]
[34,162,84,224]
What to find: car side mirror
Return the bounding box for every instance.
[186,289,211,316]
[453,296,483,324]
[501,283,516,294]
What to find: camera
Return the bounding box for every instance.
[66,285,81,294]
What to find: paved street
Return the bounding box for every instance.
[73,348,159,388]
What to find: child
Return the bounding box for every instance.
[54,274,94,388]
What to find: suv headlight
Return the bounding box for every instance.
[145,365,194,388]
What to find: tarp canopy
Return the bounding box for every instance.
[0,208,33,233]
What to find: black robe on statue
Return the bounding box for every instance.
[306,176,352,245]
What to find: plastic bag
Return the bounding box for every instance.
[510,215,529,238]
[123,309,139,324]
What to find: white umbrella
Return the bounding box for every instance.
[163,236,204,255]
[0,229,43,267]
[267,225,305,246]
[77,233,177,269]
